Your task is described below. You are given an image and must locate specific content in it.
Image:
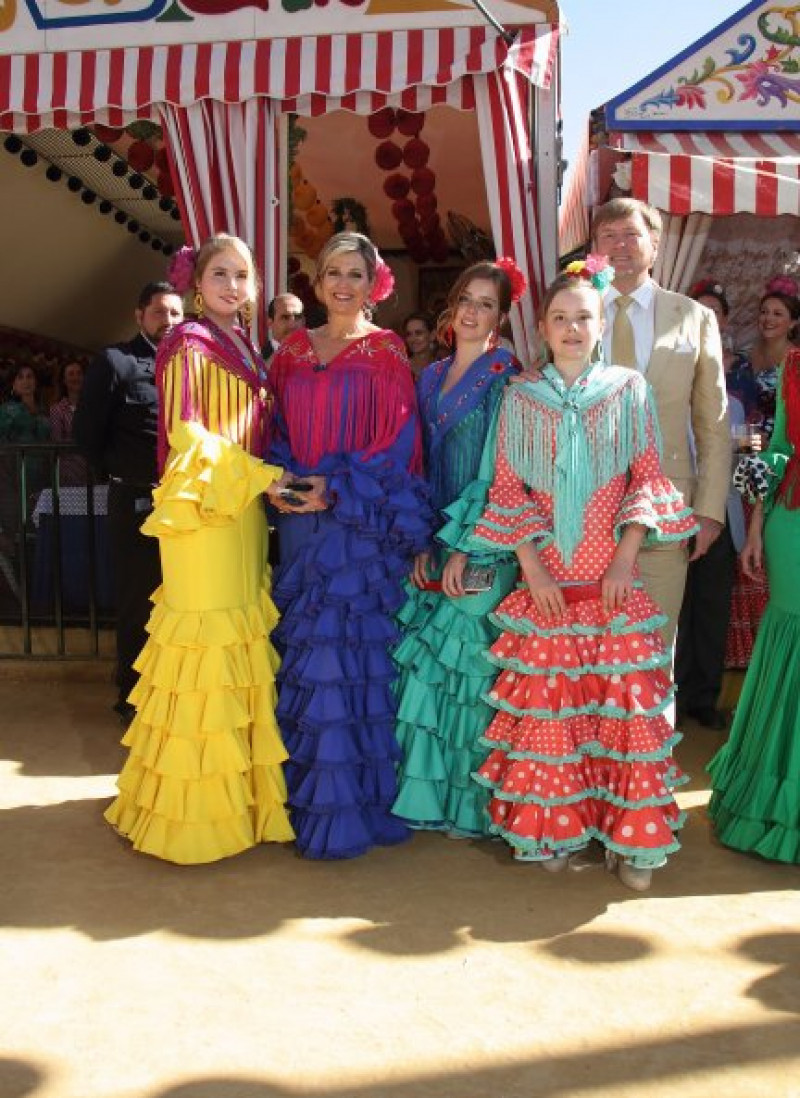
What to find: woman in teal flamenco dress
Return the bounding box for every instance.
[392,260,524,837]
[466,262,698,891]
[708,347,800,864]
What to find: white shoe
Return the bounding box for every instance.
[617,861,652,892]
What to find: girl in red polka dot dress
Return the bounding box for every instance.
[458,261,698,890]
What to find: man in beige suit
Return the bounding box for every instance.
[593,198,730,653]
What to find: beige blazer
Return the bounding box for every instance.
[644,285,730,524]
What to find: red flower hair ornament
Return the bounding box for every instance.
[494,257,527,303]
[166,245,197,295]
[369,256,395,304]
[765,274,800,299]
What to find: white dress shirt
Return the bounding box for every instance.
[603,279,657,374]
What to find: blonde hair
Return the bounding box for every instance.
[315,232,378,286]
[194,233,259,303]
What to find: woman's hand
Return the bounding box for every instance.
[411,551,432,589]
[524,564,566,621]
[266,473,328,514]
[741,527,764,579]
[441,551,468,598]
[601,557,635,613]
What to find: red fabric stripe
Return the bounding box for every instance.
[669,155,693,215]
[712,157,735,215]
[406,29,424,87]
[436,27,455,84]
[79,51,96,117]
[0,55,10,120]
[283,36,302,98]
[224,42,241,103]
[194,43,212,100]
[631,151,649,202]
[136,48,153,112]
[51,52,67,114]
[344,32,362,94]
[316,35,332,96]
[376,32,393,93]
[708,132,738,157]
[164,46,182,105]
[23,54,39,115]
[754,159,778,216]
[106,49,124,111]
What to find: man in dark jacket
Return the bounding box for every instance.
[74,281,183,725]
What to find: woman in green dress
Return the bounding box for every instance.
[392,259,525,837]
[708,347,800,863]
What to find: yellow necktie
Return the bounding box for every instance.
[612,295,636,368]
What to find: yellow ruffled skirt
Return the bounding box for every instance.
[105,422,295,863]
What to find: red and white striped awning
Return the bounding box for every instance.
[620,130,800,159]
[0,24,559,132]
[630,151,800,217]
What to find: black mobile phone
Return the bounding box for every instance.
[285,480,313,492]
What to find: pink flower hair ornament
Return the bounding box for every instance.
[765,274,799,299]
[564,253,615,292]
[166,245,197,295]
[369,256,396,304]
[494,256,527,303]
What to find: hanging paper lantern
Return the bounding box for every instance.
[415,192,438,217]
[127,140,155,173]
[383,173,410,200]
[410,167,436,195]
[154,147,170,173]
[93,124,124,145]
[402,138,430,170]
[375,141,403,171]
[293,180,318,212]
[396,110,424,137]
[391,199,416,223]
[289,161,304,185]
[306,202,331,228]
[157,170,175,198]
[430,238,451,264]
[367,108,396,140]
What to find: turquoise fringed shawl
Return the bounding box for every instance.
[504,363,659,564]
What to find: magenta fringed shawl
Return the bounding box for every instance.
[155,319,269,474]
[269,328,423,473]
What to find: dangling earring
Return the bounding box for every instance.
[444,325,455,348]
[240,300,253,326]
[488,328,500,350]
[194,290,204,319]
[592,339,604,363]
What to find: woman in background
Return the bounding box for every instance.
[725,277,800,669]
[403,312,437,379]
[49,361,89,487]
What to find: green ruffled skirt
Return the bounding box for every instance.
[708,501,800,863]
[392,561,518,836]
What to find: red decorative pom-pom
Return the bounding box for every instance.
[375,141,403,171]
[392,199,417,224]
[396,110,424,137]
[156,170,175,198]
[430,239,451,264]
[415,192,438,217]
[154,146,170,173]
[494,256,528,303]
[410,167,436,195]
[383,173,411,200]
[367,109,396,140]
[420,213,441,235]
[92,124,123,145]
[408,242,431,265]
[127,139,155,173]
[402,138,430,169]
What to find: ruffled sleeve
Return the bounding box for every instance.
[144,418,282,538]
[465,395,552,552]
[614,383,697,545]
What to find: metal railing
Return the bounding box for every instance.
[0,441,115,659]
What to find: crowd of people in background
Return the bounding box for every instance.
[1,199,799,875]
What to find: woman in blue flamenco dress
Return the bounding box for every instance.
[392,259,525,837]
[708,347,800,863]
[267,232,431,859]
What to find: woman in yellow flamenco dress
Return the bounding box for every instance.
[105,234,296,863]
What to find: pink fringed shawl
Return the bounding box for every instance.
[155,319,269,473]
[269,328,423,473]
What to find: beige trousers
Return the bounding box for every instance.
[637,543,690,659]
